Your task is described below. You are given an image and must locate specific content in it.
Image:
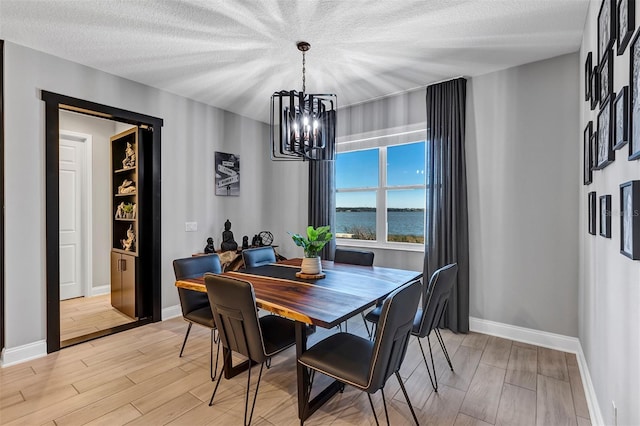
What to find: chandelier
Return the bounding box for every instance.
[270,41,336,161]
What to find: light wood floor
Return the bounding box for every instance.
[60,294,135,342]
[0,315,591,425]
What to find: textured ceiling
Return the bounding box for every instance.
[0,0,589,123]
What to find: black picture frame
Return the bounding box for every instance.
[596,96,615,169]
[590,131,597,175]
[589,191,597,236]
[614,86,629,149]
[600,194,612,238]
[599,0,616,62]
[214,151,240,196]
[620,180,640,259]
[599,49,613,107]
[585,52,593,102]
[617,0,635,55]
[584,121,593,185]
[629,29,640,160]
[591,65,600,111]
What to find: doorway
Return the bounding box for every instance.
[43,91,163,353]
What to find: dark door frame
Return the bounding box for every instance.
[1,40,5,352]
[42,91,163,353]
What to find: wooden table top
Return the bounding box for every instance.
[175,258,422,329]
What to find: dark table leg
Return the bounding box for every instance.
[222,347,257,379]
[296,322,343,422]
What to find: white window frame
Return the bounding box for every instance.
[336,126,426,252]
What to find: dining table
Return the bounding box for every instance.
[174,257,422,421]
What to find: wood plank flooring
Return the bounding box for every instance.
[60,294,135,342]
[0,316,591,425]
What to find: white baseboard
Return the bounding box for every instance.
[162,304,182,321]
[469,316,603,425]
[0,340,47,368]
[89,285,110,297]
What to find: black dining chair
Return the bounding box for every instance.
[298,279,422,425]
[173,254,222,381]
[365,263,458,392]
[204,273,296,426]
[242,246,276,268]
[333,248,375,333]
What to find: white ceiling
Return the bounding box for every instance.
[0,0,589,123]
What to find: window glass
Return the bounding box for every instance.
[336,149,379,189]
[336,191,376,240]
[387,189,425,244]
[387,142,425,186]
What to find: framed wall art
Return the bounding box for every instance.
[596,96,615,169]
[617,0,635,55]
[600,194,612,238]
[584,121,593,185]
[214,151,240,196]
[614,86,629,149]
[629,29,640,160]
[589,191,597,236]
[599,49,613,107]
[590,65,599,111]
[585,52,593,102]
[599,0,616,62]
[620,181,640,259]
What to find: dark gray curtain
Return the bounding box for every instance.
[308,110,336,260]
[424,78,469,333]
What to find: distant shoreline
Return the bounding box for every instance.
[336,207,424,212]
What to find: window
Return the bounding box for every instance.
[336,141,426,246]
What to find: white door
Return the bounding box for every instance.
[59,138,84,300]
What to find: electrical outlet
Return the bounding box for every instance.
[185,222,197,232]
[612,401,617,426]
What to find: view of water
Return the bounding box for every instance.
[336,210,424,236]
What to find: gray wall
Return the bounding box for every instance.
[2,41,307,351]
[467,53,580,337]
[579,1,640,424]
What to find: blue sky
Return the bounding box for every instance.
[336,142,426,209]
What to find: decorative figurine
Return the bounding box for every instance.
[118,178,136,194]
[220,219,238,252]
[121,224,135,251]
[115,202,125,219]
[242,235,249,250]
[122,142,136,168]
[204,237,215,254]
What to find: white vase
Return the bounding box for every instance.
[301,256,322,275]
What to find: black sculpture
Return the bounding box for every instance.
[242,235,249,250]
[204,237,215,254]
[220,219,238,252]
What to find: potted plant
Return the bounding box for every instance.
[290,225,333,274]
[122,203,136,219]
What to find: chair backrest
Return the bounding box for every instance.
[242,246,276,268]
[173,255,222,316]
[366,280,422,392]
[334,248,374,266]
[204,273,267,363]
[415,263,458,338]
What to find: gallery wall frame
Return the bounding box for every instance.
[599,0,616,62]
[620,180,640,259]
[591,65,600,111]
[600,194,612,238]
[584,121,593,185]
[214,151,240,196]
[614,86,629,149]
[589,191,597,236]
[629,28,640,160]
[596,96,615,169]
[599,49,613,107]
[585,52,593,102]
[617,0,635,55]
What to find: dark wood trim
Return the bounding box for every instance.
[42,91,163,353]
[0,39,5,351]
[61,317,153,349]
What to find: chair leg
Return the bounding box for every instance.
[210,329,215,381]
[366,393,380,426]
[361,312,372,338]
[395,371,420,425]
[244,362,265,426]
[179,322,192,357]
[380,388,389,425]
[416,336,437,392]
[209,350,230,406]
[434,328,454,371]
[213,336,221,381]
